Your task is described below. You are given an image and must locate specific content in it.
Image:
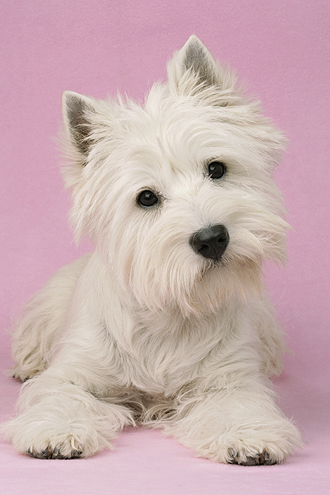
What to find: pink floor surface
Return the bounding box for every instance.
[1,1,330,493]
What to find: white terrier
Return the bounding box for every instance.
[2,36,302,464]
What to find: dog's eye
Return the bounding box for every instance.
[137,190,159,208]
[208,161,226,180]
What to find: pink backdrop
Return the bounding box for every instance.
[1,1,329,493]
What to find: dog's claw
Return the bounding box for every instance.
[27,448,34,458]
[228,447,239,460]
[71,450,82,459]
[52,447,66,459]
[41,448,51,458]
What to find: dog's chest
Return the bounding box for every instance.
[114,310,224,395]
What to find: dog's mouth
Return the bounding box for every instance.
[199,257,225,278]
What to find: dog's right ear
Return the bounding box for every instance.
[62,91,96,160]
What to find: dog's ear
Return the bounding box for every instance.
[175,35,219,88]
[167,35,239,105]
[62,91,96,159]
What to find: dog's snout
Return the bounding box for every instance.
[189,224,229,261]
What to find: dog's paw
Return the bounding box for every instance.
[12,373,31,383]
[227,447,276,466]
[9,363,43,383]
[1,410,105,460]
[27,445,83,460]
[13,429,88,460]
[2,417,109,460]
[170,404,302,465]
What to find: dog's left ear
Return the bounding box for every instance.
[167,35,239,105]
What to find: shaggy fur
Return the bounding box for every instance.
[2,36,302,464]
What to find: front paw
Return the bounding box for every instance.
[169,393,303,465]
[1,408,110,459]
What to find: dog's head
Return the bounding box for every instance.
[62,36,288,315]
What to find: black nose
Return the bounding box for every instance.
[189,224,229,261]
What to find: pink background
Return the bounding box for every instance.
[1,1,329,493]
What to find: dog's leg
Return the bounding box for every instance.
[10,255,90,382]
[254,295,287,378]
[166,380,302,465]
[2,355,135,458]
[3,254,136,458]
[161,308,302,465]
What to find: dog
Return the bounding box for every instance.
[2,36,302,464]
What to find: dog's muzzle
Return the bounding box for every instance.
[189,224,229,261]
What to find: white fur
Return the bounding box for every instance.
[2,36,302,464]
